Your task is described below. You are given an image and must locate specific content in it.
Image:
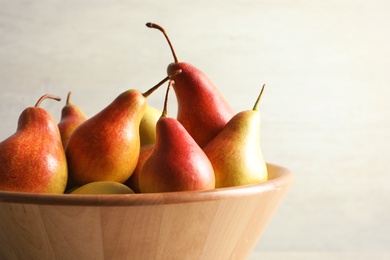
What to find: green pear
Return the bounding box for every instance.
[65,73,180,186]
[139,106,162,146]
[58,91,87,149]
[139,82,215,193]
[0,94,68,193]
[70,181,134,194]
[203,85,268,188]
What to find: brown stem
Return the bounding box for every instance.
[146,22,179,63]
[162,80,175,118]
[253,84,266,111]
[142,69,182,97]
[35,94,61,107]
[66,92,72,105]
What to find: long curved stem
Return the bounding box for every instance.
[35,94,61,107]
[146,22,179,63]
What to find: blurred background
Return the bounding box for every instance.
[0,1,389,259]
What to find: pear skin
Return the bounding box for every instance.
[58,92,87,149]
[168,62,234,147]
[139,82,215,193]
[125,144,154,193]
[65,90,146,186]
[139,117,216,193]
[0,94,68,193]
[147,22,234,147]
[139,106,161,146]
[203,86,268,188]
[70,181,134,194]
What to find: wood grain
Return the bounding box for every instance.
[0,164,293,259]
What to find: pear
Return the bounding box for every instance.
[70,181,134,194]
[65,73,180,186]
[139,81,215,193]
[0,94,68,193]
[147,22,235,147]
[139,105,161,146]
[124,144,154,193]
[203,85,268,188]
[58,91,87,149]
[65,89,144,186]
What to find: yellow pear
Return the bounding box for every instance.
[139,105,162,146]
[70,181,134,194]
[203,85,268,188]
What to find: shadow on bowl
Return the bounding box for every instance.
[0,163,294,260]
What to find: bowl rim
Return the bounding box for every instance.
[0,163,294,206]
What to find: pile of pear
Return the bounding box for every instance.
[0,23,268,195]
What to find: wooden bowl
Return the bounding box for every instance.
[0,163,293,259]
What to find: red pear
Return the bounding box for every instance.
[147,22,235,147]
[0,94,68,193]
[139,81,215,193]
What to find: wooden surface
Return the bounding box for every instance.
[0,164,293,259]
[0,1,389,259]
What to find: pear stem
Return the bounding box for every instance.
[66,91,72,105]
[253,84,266,111]
[34,94,61,107]
[142,69,182,98]
[146,22,179,63]
[162,80,175,118]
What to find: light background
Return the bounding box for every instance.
[0,1,389,259]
